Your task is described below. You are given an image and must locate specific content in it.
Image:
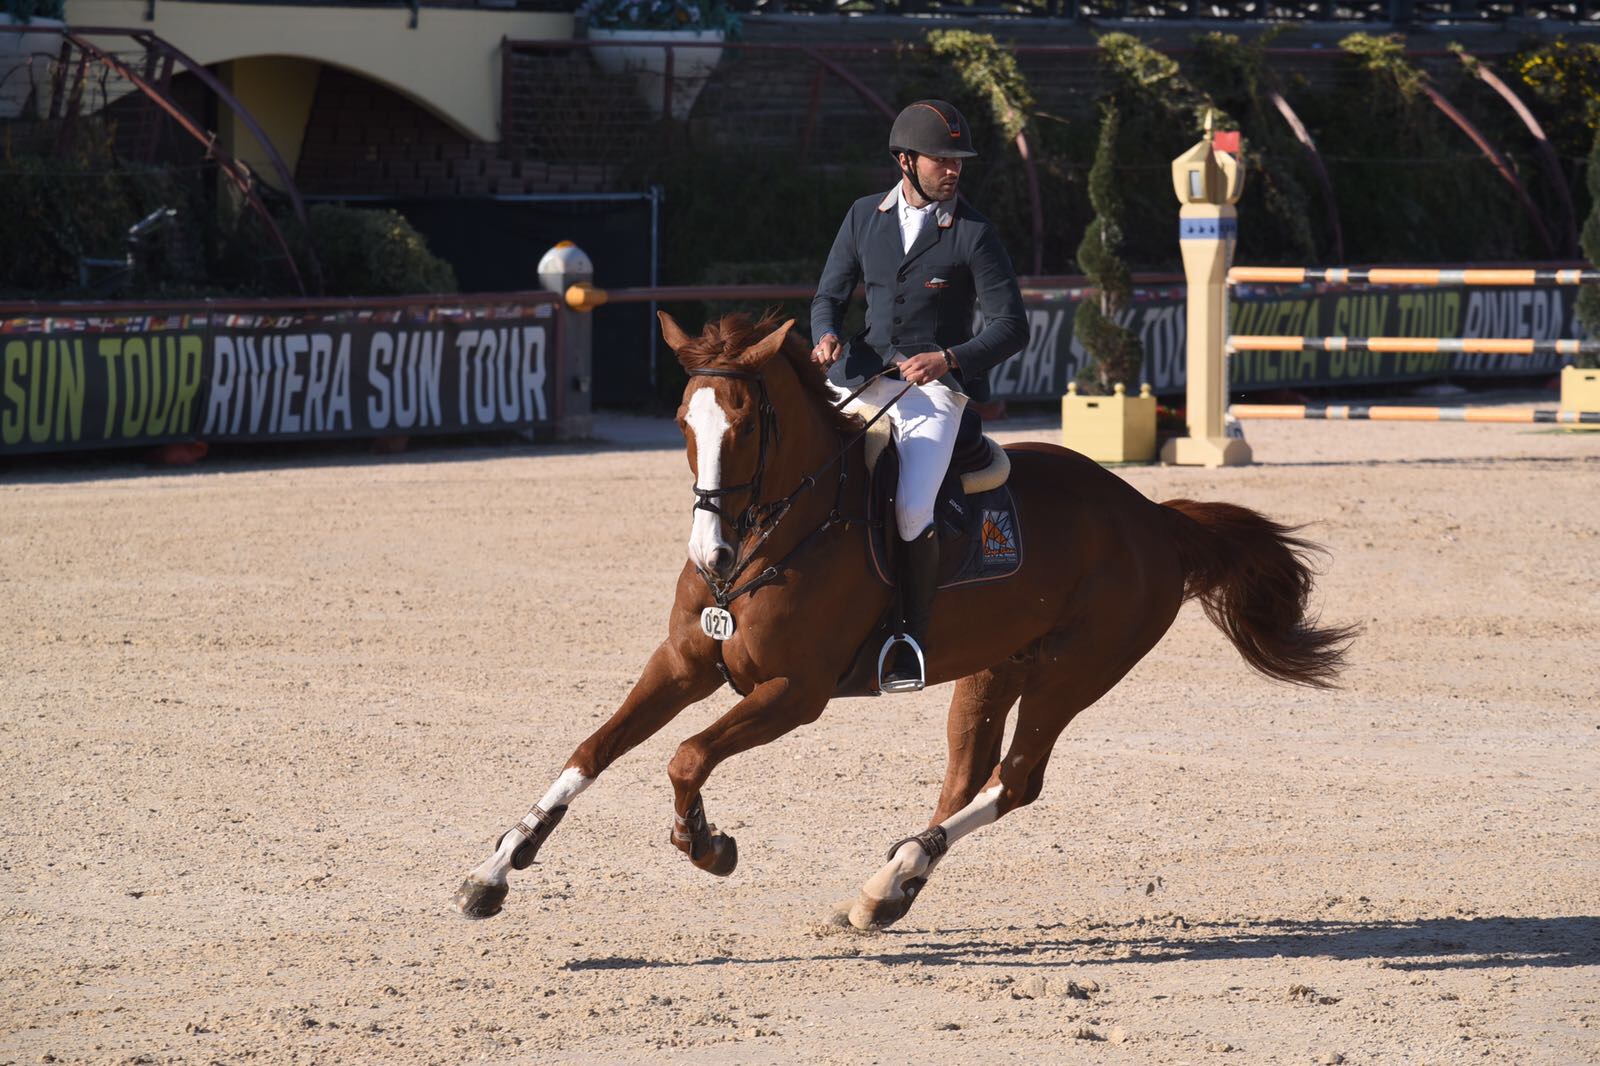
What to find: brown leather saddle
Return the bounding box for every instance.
[833,406,1024,697]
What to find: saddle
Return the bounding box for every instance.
[833,403,1026,698]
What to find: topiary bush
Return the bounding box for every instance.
[1577,127,1600,368]
[1073,103,1142,393]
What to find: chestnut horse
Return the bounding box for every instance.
[454,312,1354,929]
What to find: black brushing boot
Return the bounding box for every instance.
[879,527,939,693]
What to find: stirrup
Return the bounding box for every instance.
[877,633,927,693]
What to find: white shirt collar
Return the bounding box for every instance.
[896,182,938,218]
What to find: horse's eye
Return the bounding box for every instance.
[735,421,755,439]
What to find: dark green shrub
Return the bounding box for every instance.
[1091,33,1212,270]
[643,150,875,288]
[1578,127,1600,368]
[1511,36,1600,163]
[1188,30,1320,265]
[3,0,66,21]
[0,128,194,296]
[302,204,457,297]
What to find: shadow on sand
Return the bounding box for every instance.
[561,914,1600,973]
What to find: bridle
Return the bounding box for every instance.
[686,367,780,541]
[684,364,908,610]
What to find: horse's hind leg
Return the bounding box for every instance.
[833,665,1022,925]
[453,640,720,919]
[933,663,1028,825]
[848,620,1161,931]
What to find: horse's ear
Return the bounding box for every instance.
[658,310,693,354]
[742,319,795,367]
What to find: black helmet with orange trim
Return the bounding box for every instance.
[888,100,978,160]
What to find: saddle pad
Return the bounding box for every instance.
[865,447,1024,591]
[941,484,1024,588]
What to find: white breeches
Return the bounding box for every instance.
[837,377,968,541]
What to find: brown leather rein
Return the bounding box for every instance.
[684,364,909,612]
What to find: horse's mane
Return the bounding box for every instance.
[677,312,864,436]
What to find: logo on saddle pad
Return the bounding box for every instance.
[981,510,1018,563]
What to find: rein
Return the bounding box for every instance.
[686,363,909,612]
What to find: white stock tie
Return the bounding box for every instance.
[903,205,930,255]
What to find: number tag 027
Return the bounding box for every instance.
[700,607,735,641]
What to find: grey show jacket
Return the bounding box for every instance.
[810,186,1029,392]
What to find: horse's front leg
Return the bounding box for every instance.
[666,675,831,877]
[453,638,721,919]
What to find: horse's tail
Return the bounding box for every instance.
[1158,499,1358,688]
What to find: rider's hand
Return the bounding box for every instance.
[811,334,841,367]
[898,350,951,386]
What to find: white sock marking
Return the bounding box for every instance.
[536,767,592,812]
[939,783,1004,845]
[468,768,593,885]
[859,785,1005,905]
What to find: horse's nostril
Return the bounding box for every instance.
[710,547,733,576]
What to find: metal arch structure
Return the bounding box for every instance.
[26,25,320,296]
[1265,87,1344,263]
[1416,78,1557,259]
[1456,50,1580,260]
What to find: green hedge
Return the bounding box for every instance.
[650,31,1600,284]
[0,141,198,296]
[298,204,457,297]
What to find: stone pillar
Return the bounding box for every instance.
[1161,116,1253,468]
[538,241,594,441]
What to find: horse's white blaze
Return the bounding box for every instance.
[685,386,733,571]
[468,768,593,885]
[857,784,1004,906]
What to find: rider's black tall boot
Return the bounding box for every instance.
[880,527,939,693]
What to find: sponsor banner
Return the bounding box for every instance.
[0,317,206,455]
[986,284,1585,401]
[1,304,554,455]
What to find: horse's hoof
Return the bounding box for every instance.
[847,877,926,930]
[694,832,738,877]
[453,877,508,920]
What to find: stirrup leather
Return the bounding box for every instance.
[877,633,927,693]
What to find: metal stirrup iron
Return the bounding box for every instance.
[877,633,927,693]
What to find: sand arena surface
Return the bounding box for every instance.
[2,407,1597,1064]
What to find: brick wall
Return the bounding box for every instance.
[296,67,621,197]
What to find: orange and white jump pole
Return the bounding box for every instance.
[1232,403,1599,425]
[1227,336,1600,356]
[1227,266,1600,287]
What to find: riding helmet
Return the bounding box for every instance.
[888,100,978,160]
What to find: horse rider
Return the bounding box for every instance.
[810,99,1029,693]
